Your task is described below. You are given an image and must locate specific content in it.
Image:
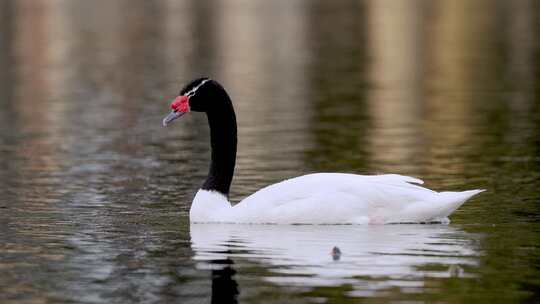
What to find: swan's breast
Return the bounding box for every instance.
[190,189,232,222]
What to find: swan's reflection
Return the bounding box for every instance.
[210,258,238,304]
[191,224,480,293]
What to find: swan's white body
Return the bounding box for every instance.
[190,173,483,224]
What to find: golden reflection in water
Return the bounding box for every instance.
[303,1,369,173]
[12,0,65,190]
[505,0,537,146]
[163,0,195,81]
[5,2,68,298]
[365,0,425,174]
[4,0,538,184]
[14,0,53,130]
[423,0,501,179]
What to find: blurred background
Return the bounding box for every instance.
[0,0,539,303]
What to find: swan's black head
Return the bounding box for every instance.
[163,77,224,126]
[162,77,237,196]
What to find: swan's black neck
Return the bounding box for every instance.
[201,87,237,197]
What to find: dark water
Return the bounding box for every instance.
[1,0,540,303]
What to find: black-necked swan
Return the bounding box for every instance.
[162,77,484,224]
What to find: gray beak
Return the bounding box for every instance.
[162,111,186,127]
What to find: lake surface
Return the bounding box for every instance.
[1,0,540,303]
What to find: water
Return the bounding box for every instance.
[1,0,539,303]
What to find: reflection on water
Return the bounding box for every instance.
[192,224,480,296]
[0,0,540,303]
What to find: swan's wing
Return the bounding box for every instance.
[238,173,431,207]
[227,174,427,223]
[226,173,481,224]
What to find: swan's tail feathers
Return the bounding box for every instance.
[390,189,484,224]
[460,189,486,198]
[438,189,485,218]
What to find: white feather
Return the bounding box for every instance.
[190,173,484,224]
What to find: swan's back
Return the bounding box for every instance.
[207,173,483,224]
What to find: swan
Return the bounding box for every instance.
[162,77,484,224]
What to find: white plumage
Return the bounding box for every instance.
[189,173,484,224]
